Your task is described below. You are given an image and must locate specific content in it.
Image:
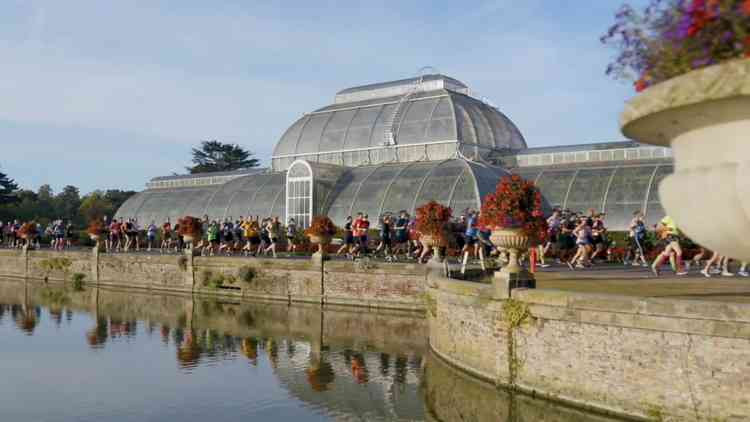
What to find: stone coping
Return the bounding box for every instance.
[620,57,750,145]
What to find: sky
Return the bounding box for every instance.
[0,0,646,194]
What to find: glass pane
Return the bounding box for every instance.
[535,170,577,210]
[415,161,465,212]
[603,166,656,230]
[380,161,437,216]
[565,168,615,215]
[319,109,356,152]
[351,164,402,219]
[342,105,382,150]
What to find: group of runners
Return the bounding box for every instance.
[3,208,750,278]
[0,220,74,250]
[539,208,749,277]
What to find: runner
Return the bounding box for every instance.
[651,215,687,276]
[161,219,173,253]
[286,218,298,253]
[336,216,354,257]
[146,221,158,252]
[625,211,648,267]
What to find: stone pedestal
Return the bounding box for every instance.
[492,268,535,299]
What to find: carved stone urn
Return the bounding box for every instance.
[489,227,534,298]
[621,58,750,261]
[308,234,331,259]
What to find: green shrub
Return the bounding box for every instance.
[201,270,237,289]
[238,265,257,283]
[71,272,86,291]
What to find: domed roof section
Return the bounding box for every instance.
[271,75,526,170]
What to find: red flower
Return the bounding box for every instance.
[743,0,750,16]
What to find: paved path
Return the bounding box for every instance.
[534,264,750,303]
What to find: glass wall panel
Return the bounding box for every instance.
[453,102,477,145]
[414,161,465,211]
[342,106,381,150]
[380,162,437,216]
[395,98,437,145]
[324,168,374,225]
[251,173,285,220]
[534,170,577,210]
[319,109,356,153]
[450,170,479,216]
[351,164,402,219]
[565,168,615,214]
[369,104,397,152]
[427,97,455,141]
[603,166,655,230]
[295,113,330,155]
[273,115,308,156]
[223,175,273,220]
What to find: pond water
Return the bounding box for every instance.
[0,279,625,422]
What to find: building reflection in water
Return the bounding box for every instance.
[0,281,628,421]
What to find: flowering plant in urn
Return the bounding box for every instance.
[305,216,337,256]
[17,223,37,240]
[87,220,105,238]
[415,201,452,247]
[480,175,547,273]
[177,216,203,244]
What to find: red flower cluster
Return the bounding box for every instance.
[87,220,105,236]
[479,175,548,244]
[17,222,36,238]
[177,216,203,237]
[304,215,337,237]
[744,0,750,16]
[415,201,452,238]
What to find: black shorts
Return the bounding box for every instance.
[395,232,407,244]
[345,234,354,245]
[381,236,391,247]
[465,236,477,246]
[359,236,368,247]
[250,236,260,246]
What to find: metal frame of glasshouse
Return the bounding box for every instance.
[115,74,673,231]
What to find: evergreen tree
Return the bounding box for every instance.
[0,171,19,205]
[187,140,259,174]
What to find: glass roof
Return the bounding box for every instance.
[271,90,526,170]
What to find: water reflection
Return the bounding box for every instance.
[0,279,627,422]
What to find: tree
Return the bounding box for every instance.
[103,189,136,211]
[79,191,115,223]
[55,185,81,222]
[187,140,259,174]
[0,170,19,205]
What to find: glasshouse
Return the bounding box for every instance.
[115,74,673,231]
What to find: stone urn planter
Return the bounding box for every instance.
[308,234,331,258]
[621,58,750,261]
[490,228,530,274]
[420,233,444,263]
[489,227,534,298]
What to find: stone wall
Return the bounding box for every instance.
[323,260,427,310]
[0,250,427,311]
[427,272,750,421]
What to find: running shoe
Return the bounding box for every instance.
[738,271,749,277]
[566,261,574,271]
[650,266,660,277]
[675,271,688,276]
[721,271,734,277]
[700,269,711,278]
[539,263,550,268]
[710,268,722,275]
